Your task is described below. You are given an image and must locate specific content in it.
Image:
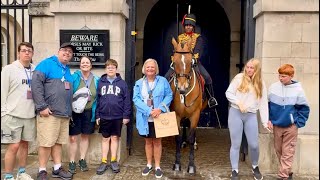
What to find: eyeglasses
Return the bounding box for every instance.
[20,49,33,53]
[60,48,73,54]
[106,67,116,70]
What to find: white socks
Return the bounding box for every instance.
[53,164,62,171]
[39,167,46,172]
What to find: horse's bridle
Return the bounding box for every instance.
[171,50,201,107]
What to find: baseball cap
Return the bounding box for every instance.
[60,42,75,52]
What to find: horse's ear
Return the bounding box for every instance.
[172,37,178,49]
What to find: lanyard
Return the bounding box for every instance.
[81,73,93,88]
[144,77,158,99]
[24,67,32,88]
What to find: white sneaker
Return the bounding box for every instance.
[4,177,15,180]
[16,172,33,180]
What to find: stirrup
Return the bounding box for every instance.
[208,97,218,108]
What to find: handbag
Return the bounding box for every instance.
[154,103,179,138]
[72,87,90,113]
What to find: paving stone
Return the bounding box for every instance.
[1,129,318,180]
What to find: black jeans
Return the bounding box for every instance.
[195,63,212,84]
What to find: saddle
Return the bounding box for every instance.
[195,71,205,93]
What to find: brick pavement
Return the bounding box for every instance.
[1,129,318,179]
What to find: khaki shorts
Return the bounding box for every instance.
[1,115,36,144]
[37,115,70,147]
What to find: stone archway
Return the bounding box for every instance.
[141,0,232,127]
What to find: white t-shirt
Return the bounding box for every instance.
[141,80,155,122]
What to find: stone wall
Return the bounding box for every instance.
[253,0,319,175]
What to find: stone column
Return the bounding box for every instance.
[29,0,130,164]
[252,0,319,175]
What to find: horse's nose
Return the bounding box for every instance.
[179,89,186,94]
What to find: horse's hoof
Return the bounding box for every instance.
[172,163,181,171]
[187,166,196,174]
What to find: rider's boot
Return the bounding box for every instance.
[205,83,218,108]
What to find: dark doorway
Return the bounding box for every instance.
[143,0,230,128]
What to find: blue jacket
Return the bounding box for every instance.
[31,55,73,118]
[95,73,131,120]
[268,81,310,128]
[72,70,99,122]
[133,75,173,136]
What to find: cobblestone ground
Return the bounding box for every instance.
[1,129,318,180]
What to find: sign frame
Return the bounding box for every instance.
[60,30,110,66]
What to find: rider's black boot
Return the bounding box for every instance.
[205,84,218,108]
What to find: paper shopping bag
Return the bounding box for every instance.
[154,111,179,138]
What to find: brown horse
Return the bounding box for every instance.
[170,38,207,174]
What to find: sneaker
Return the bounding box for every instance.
[252,166,263,180]
[51,167,72,180]
[155,168,163,179]
[78,159,88,172]
[16,172,33,180]
[96,162,108,175]
[68,162,77,174]
[141,166,152,176]
[230,170,239,180]
[36,171,48,180]
[4,175,15,180]
[110,161,120,173]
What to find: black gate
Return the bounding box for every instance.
[1,0,32,67]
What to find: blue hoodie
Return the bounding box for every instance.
[95,73,131,120]
[72,70,99,122]
[268,81,310,128]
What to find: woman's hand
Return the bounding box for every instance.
[237,102,247,113]
[151,108,162,118]
[123,119,130,125]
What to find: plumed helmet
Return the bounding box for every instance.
[182,14,196,27]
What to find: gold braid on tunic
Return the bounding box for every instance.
[177,33,200,60]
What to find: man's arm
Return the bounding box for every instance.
[31,69,48,112]
[193,35,204,61]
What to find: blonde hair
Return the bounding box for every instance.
[238,58,263,99]
[142,58,159,75]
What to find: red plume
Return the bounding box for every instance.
[181,14,187,26]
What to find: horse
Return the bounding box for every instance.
[169,37,207,174]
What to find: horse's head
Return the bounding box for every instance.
[171,38,194,95]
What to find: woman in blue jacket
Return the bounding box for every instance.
[68,56,99,174]
[133,58,173,179]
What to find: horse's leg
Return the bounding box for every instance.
[187,113,200,174]
[194,132,197,150]
[173,116,182,171]
[181,118,187,148]
[187,127,196,174]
